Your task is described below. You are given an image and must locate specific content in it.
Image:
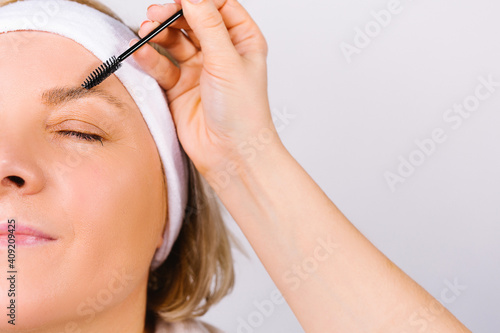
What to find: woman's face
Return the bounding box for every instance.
[0,31,167,330]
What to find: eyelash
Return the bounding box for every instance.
[58,131,104,146]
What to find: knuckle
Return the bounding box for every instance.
[262,41,269,57]
[152,27,175,45]
[255,34,268,57]
[153,62,178,90]
[245,33,268,58]
[199,9,225,31]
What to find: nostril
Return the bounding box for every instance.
[7,176,25,187]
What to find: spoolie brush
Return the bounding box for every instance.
[82,9,183,90]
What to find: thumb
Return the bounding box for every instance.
[180,0,239,65]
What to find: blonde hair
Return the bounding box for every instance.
[0,0,236,329]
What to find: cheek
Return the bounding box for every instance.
[5,144,166,329]
[65,150,165,270]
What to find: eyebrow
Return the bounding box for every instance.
[41,86,127,111]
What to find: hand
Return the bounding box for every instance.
[131,0,280,178]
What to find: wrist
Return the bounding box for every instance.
[203,124,289,196]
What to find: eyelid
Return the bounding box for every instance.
[58,130,104,146]
[46,119,109,139]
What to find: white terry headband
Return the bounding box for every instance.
[0,0,189,271]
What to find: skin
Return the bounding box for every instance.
[0,31,165,332]
[131,0,472,331]
[0,0,473,332]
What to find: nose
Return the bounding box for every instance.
[0,152,46,197]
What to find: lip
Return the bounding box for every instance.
[0,223,57,246]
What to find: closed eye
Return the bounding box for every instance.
[58,131,104,146]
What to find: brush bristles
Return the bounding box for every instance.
[81,56,122,90]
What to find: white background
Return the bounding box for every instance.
[102,0,500,331]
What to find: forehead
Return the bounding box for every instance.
[0,30,136,109]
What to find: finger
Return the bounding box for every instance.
[146,4,202,51]
[147,3,191,31]
[129,38,180,91]
[179,28,201,50]
[139,21,199,63]
[146,1,204,49]
[218,0,268,59]
[172,0,266,60]
[178,0,240,66]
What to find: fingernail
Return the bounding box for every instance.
[129,38,140,47]
[140,20,151,28]
[188,0,203,4]
[147,4,160,11]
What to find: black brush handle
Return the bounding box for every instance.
[118,9,183,62]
